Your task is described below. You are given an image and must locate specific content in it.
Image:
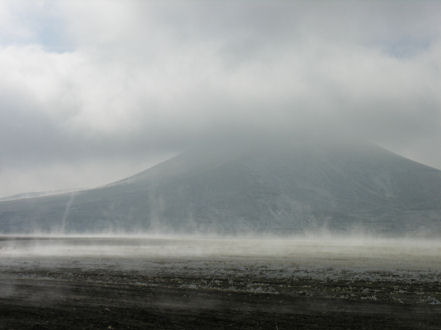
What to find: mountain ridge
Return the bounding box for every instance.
[1,138,440,235]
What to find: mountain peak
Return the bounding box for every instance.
[1,136,440,235]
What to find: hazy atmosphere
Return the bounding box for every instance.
[1,0,441,197]
[2,3,441,328]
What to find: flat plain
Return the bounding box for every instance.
[0,235,440,329]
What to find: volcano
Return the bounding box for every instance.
[1,136,441,235]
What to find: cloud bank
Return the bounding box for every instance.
[1,0,441,196]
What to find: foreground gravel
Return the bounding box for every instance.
[0,236,440,329]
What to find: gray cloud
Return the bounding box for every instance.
[0,0,441,196]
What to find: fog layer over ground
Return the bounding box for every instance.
[1,235,441,272]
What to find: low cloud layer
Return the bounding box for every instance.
[1,1,441,196]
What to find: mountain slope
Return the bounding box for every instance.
[1,138,440,235]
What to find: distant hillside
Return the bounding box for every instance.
[1,136,440,235]
[0,189,81,202]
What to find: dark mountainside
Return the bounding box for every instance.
[1,136,441,235]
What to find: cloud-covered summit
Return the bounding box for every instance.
[1,1,441,196]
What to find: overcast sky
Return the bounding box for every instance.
[0,0,441,197]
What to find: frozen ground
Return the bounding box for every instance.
[1,235,441,329]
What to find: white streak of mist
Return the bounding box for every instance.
[1,233,441,272]
[60,192,76,233]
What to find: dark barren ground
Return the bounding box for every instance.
[0,236,440,329]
